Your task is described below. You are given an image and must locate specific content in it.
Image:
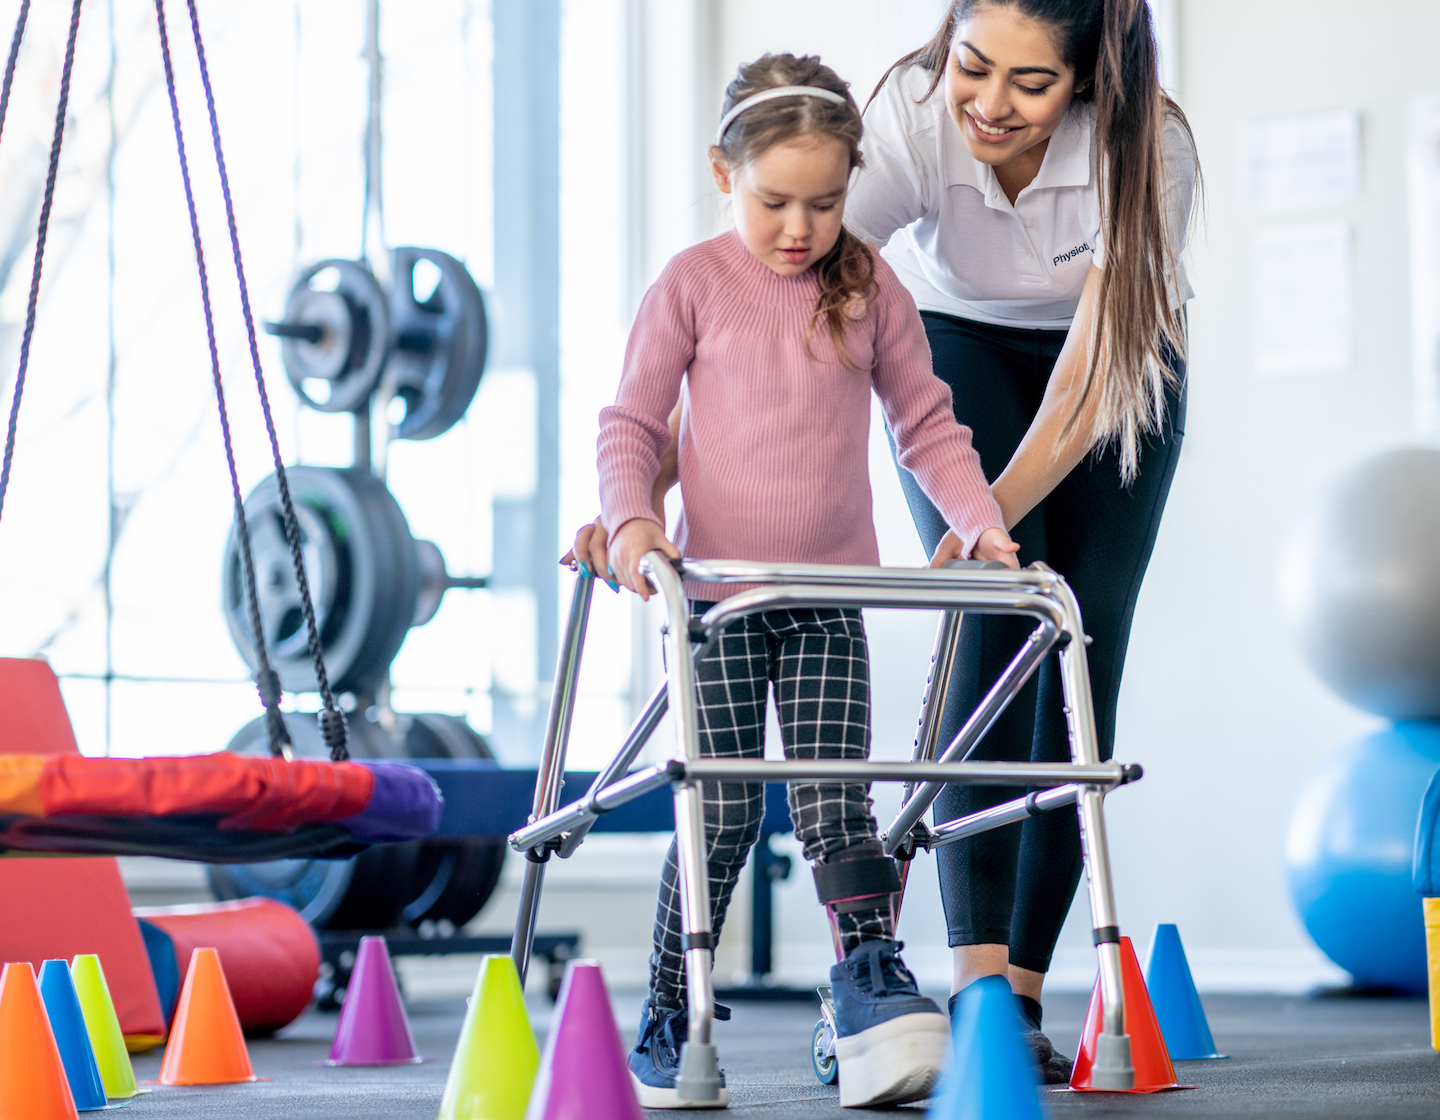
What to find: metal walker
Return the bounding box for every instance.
[509,554,1143,1100]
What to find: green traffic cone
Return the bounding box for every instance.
[69,956,138,1100]
[438,955,540,1120]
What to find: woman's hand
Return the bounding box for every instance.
[608,518,681,600]
[929,527,1021,570]
[560,518,619,591]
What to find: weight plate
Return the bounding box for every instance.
[206,712,419,929]
[276,260,390,413]
[400,715,507,929]
[222,466,420,695]
[208,711,507,933]
[385,247,487,441]
[412,539,448,628]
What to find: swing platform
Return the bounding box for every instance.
[509,554,1145,1099]
[0,658,443,862]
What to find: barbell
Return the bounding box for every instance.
[207,710,507,934]
[222,465,484,695]
[265,247,487,442]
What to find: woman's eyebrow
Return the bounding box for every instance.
[958,40,1059,78]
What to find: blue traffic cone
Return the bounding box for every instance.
[927,975,1043,1120]
[37,960,109,1111]
[1144,924,1227,1060]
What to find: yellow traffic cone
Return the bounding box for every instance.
[437,955,540,1120]
[69,956,138,1099]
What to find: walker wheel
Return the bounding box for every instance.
[811,1018,839,1086]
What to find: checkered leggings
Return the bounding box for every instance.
[648,605,889,1009]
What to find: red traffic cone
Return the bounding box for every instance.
[1069,937,1188,1093]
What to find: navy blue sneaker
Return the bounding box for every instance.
[830,940,948,1107]
[627,1001,730,1109]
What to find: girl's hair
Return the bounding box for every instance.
[715,53,878,371]
[872,0,1199,481]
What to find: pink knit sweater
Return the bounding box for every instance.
[597,230,1002,596]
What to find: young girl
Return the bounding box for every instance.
[846,0,1199,1083]
[594,53,1018,1109]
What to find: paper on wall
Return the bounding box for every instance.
[1409,92,1440,434]
[1247,109,1361,212]
[1253,222,1352,377]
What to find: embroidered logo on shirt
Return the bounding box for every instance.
[1053,242,1092,267]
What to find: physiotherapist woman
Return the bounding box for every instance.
[845,0,1198,1083]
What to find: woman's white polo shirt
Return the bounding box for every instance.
[846,64,1195,331]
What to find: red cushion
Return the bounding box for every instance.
[0,659,166,1041]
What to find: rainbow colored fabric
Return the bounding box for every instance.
[0,754,442,858]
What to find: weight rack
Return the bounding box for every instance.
[510,554,1143,1099]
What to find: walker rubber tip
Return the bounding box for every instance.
[38,961,108,1111]
[0,961,80,1119]
[1145,923,1227,1060]
[437,954,539,1120]
[1069,936,1183,1092]
[70,955,138,1099]
[926,974,1043,1120]
[326,936,422,1066]
[158,948,256,1085]
[525,960,642,1120]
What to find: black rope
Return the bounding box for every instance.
[179,0,348,762]
[153,0,293,760]
[0,0,80,529]
[0,0,30,150]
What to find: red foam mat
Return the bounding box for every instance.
[0,658,166,1042]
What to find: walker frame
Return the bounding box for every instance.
[508,553,1142,1098]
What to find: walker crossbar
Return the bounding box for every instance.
[509,554,1140,1096]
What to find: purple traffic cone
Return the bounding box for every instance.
[326,936,422,1066]
[526,960,642,1120]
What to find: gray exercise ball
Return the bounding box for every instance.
[1280,447,1440,719]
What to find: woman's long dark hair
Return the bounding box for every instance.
[872,0,1198,480]
[715,54,878,371]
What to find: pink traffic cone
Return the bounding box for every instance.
[326,936,421,1066]
[526,960,642,1120]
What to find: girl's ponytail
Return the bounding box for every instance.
[875,0,1200,481]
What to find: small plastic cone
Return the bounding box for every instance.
[925,975,1042,1120]
[1069,936,1182,1092]
[38,961,108,1112]
[327,936,421,1066]
[70,956,137,1099]
[0,961,79,1120]
[1145,924,1226,1060]
[525,961,641,1120]
[158,948,255,1086]
[437,955,539,1120]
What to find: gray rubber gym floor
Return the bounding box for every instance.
[121,989,1440,1118]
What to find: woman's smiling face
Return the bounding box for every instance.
[945,3,1079,168]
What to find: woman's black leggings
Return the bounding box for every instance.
[894,311,1186,975]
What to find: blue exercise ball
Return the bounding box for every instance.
[1285,722,1440,992]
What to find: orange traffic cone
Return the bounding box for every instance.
[158,948,255,1086]
[1069,937,1188,1093]
[0,961,79,1119]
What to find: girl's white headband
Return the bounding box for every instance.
[714,85,850,146]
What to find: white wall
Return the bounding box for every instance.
[1098,0,1440,990]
